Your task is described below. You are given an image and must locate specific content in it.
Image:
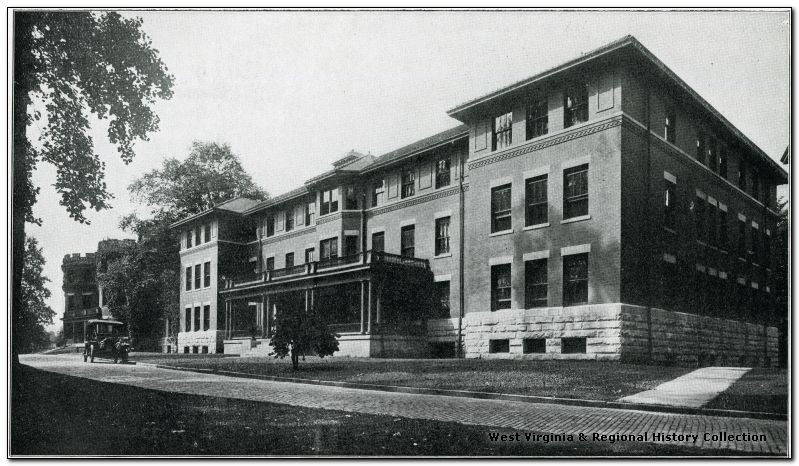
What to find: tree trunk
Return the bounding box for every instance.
[12,13,36,367]
[291,348,299,371]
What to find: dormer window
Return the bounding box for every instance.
[305,201,315,225]
[285,208,294,232]
[435,157,451,188]
[401,166,415,198]
[492,112,512,151]
[372,179,385,207]
[564,83,588,128]
[344,186,358,210]
[320,188,339,215]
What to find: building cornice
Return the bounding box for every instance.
[366,184,467,218]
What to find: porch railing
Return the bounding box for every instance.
[224,250,430,290]
[328,322,362,334]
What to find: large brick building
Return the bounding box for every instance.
[170,36,786,365]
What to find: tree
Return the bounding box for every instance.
[16,237,56,354]
[100,142,267,345]
[269,310,339,370]
[127,141,268,222]
[13,11,174,361]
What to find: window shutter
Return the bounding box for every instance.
[419,162,433,189]
[276,211,285,231]
[388,173,399,198]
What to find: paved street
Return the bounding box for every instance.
[20,354,787,455]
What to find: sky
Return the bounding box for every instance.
[25,9,790,332]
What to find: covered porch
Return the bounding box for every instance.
[219,251,435,357]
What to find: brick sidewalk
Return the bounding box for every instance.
[21,355,787,455]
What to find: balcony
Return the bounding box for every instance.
[222,251,430,291]
[62,307,102,320]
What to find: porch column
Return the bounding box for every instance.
[225,300,231,340]
[305,289,310,312]
[367,280,373,334]
[264,295,271,338]
[360,280,366,334]
[376,283,382,325]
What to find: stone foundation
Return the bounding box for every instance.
[177,330,223,353]
[436,304,777,366]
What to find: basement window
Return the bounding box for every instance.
[489,339,510,353]
[561,337,586,354]
[523,338,546,354]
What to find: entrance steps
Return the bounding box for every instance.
[239,339,274,357]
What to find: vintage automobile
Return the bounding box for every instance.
[83,319,131,363]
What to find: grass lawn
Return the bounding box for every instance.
[704,368,788,414]
[133,354,693,402]
[10,364,750,456]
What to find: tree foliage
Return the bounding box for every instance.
[101,142,267,345]
[128,141,268,222]
[269,311,339,370]
[16,237,56,353]
[13,11,173,360]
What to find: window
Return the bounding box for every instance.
[320,237,338,262]
[751,170,760,199]
[489,339,510,353]
[185,266,192,291]
[696,134,705,165]
[194,264,201,289]
[738,219,747,258]
[523,338,546,354]
[401,166,415,198]
[194,226,201,246]
[738,161,747,190]
[435,281,450,318]
[524,259,548,308]
[371,232,385,253]
[719,210,729,250]
[266,256,275,271]
[707,206,717,246]
[719,146,728,179]
[664,179,676,231]
[491,264,512,311]
[204,223,211,243]
[344,186,358,210]
[435,217,450,255]
[561,337,587,354]
[708,139,718,172]
[320,188,339,215]
[750,225,759,259]
[563,253,588,306]
[305,201,315,225]
[305,248,315,263]
[525,175,548,226]
[185,307,191,332]
[763,231,771,268]
[203,261,211,288]
[266,216,275,237]
[563,83,588,128]
[186,230,193,248]
[435,157,451,188]
[285,209,294,232]
[526,97,548,140]
[285,252,294,268]
[492,112,512,150]
[203,305,210,331]
[372,180,384,207]
[401,225,415,258]
[664,107,676,143]
[193,306,200,333]
[563,164,589,219]
[491,184,512,232]
[694,197,706,243]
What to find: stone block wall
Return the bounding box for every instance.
[620,305,778,367]
[462,304,623,359]
[178,330,223,353]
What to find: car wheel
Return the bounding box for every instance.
[90,346,95,363]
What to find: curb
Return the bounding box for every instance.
[135,362,786,422]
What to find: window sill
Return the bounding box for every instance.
[696,240,706,246]
[719,249,729,255]
[434,253,452,259]
[489,229,514,237]
[738,257,747,262]
[663,227,676,235]
[561,215,591,225]
[523,222,550,231]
